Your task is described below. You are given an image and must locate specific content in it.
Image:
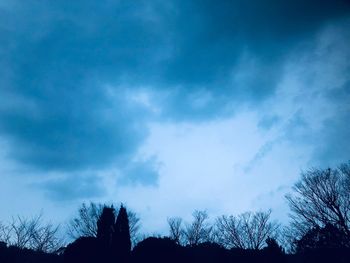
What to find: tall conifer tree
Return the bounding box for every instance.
[113,205,131,261]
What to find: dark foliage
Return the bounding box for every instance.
[62,205,133,263]
[96,206,116,247]
[295,223,349,253]
[0,243,61,263]
[112,205,132,262]
[64,237,99,263]
[1,226,350,263]
[185,242,229,263]
[132,237,184,263]
[292,248,350,263]
[67,202,141,246]
[263,237,286,263]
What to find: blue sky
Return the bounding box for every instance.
[0,0,349,235]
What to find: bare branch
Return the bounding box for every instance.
[167,217,184,244]
[1,215,62,253]
[183,210,213,246]
[285,163,350,240]
[0,221,11,244]
[215,210,279,250]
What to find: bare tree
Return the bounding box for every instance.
[127,210,141,246]
[167,217,184,244]
[340,162,350,182]
[0,221,11,244]
[183,210,213,246]
[67,202,101,238]
[215,210,279,249]
[10,216,32,249]
[0,215,62,253]
[278,225,298,253]
[285,163,350,239]
[28,217,62,252]
[67,202,141,246]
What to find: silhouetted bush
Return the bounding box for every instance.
[64,237,99,263]
[0,245,61,263]
[295,223,349,253]
[186,242,229,263]
[132,237,184,263]
[293,247,350,263]
[262,237,286,263]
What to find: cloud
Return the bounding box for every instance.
[118,156,160,187]
[160,0,350,95]
[313,108,350,166]
[258,115,281,130]
[252,18,350,168]
[0,85,149,170]
[0,0,349,203]
[0,0,169,172]
[32,173,105,201]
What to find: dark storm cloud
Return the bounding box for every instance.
[0,0,349,173]
[160,0,350,98]
[146,0,349,122]
[0,1,163,171]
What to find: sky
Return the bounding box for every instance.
[0,0,350,236]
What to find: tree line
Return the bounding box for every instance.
[0,162,350,262]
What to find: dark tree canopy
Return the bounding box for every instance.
[96,206,116,247]
[67,202,140,246]
[64,237,99,263]
[295,223,349,253]
[264,237,284,255]
[113,205,131,262]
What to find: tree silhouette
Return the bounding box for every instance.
[167,211,214,247]
[96,206,115,248]
[64,236,99,263]
[263,237,286,263]
[167,217,184,245]
[0,214,62,253]
[112,205,131,262]
[3,164,350,263]
[183,211,214,246]
[264,236,284,254]
[67,202,140,246]
[286,163,350,241]
[295,223,349,253]
[215,210,279,249]
[67,202,101,238]
[132,237,183,263]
